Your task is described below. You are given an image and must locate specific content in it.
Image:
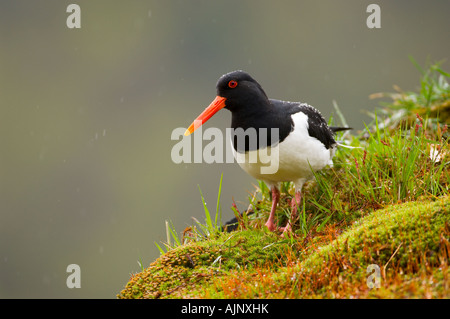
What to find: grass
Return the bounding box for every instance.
[155,173,225,254]
[368,57,450,130]
[199,197,450,298]
[194,172,224,237]
[119,59,450,299]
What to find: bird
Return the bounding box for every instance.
[184,70,350,236]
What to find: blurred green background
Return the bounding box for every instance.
[1,0,449,298]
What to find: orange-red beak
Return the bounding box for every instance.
[184,96,227,136]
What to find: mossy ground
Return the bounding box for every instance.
[118,196,450,299]
[118,229,297,299]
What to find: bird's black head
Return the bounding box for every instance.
[215,70,269,112]
[184,70,269,136]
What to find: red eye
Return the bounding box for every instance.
[228,80,238,88]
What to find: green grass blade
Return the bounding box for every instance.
[154,241,165,255]
[197,185,213,235]
[215,173,223,228]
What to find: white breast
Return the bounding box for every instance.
[232,112,335,190]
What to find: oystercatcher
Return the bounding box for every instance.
[184,70,350,235]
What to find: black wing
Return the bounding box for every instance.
[280,101,337,150]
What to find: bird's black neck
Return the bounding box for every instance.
[229,100,295,152]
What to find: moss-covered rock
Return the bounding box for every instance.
[117,229,295,299]
[287,195,450,298]
[118,196,449,299]
[192,196,450,298]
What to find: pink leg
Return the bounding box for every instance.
[281,190,301,236]
[264,186,280,232]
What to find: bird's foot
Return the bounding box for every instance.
[266,220,294,237]
[280,223,293,238]
[264,220,278,232]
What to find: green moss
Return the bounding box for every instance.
[192,196,450,298]
[118,196,449,299]
[117,229,296,299]
[318,197,448,295]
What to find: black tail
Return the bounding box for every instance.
[222,210,254,232]
[330,126,352,133]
